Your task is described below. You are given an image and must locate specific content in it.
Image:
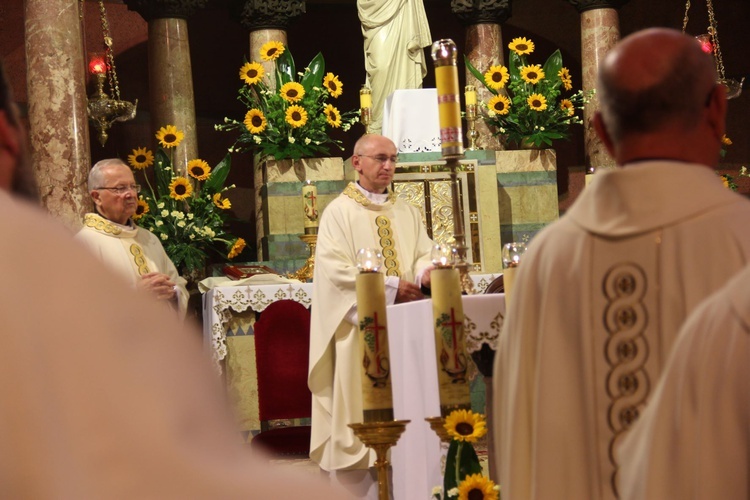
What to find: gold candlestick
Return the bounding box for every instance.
[349,420,410,500]
[425,416,451,443]
[465,103,479,151]
[287,233,317,282]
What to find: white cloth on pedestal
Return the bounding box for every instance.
[382,89,441,153]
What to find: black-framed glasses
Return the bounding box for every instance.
[358,154,399,165]
[96,184,141,195]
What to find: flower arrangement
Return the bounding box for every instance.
[466,37,592,148]
[127,124,247,274]
[217,41,358,162]
[718,135,749,191]
[432,409,500,500]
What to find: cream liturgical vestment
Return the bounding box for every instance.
[494,161,750,500]
[75,213,188,316]
[617,265,750,500]
[309,182,434,471]
[0,192,347,499]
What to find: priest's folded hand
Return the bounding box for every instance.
[138,272,177,301]
[395,279,424,303]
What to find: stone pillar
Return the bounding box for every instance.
[231,0,305,92]
[124,0,208,175]
[452,0,512,151]
[24,0,92,230]
[567,0,629,172]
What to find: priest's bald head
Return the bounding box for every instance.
[594,28,726,168]
[0,61,36,200]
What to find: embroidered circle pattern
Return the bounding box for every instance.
[375,215,400,277]
[129,243,151,276]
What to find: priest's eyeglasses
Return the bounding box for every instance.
[358,154,399,165]
[96,184,141,195]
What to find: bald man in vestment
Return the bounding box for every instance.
[493,28,750,500]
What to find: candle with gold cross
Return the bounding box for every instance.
[302,179,318,234]
[355,248,394,422]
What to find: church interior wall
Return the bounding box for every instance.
[1,0,748,261]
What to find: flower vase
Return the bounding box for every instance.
[518,137,541,150]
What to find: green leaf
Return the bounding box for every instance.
[275,46,296,87]
[543,49,563,85]
[464,55,494,94]
[509,52,522,82]
[204,154,231,192]
[443,440,483,495]
[301,52,325,91]
[154,149,172,195]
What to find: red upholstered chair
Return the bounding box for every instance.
[250,299,312,457]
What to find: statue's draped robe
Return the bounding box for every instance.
[494,161,750,500]
[309,182,433,470]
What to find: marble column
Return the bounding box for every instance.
[231,0,305,92]
[124,0,208,176]
[567,0,629,172]
[452,0,512,151]
[24,0,92,230]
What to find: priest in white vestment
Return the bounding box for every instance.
[309,135,434,497]
[493,28,750,500]
[616,264,750,499]
[76,159,188,317]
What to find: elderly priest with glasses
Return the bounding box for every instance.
[77,158,188,316]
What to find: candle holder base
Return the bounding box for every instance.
[349,420,410,500]
[425,416,451,443]
[287,233,317,282]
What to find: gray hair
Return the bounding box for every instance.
[88,158,128,191]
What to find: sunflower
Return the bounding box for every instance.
[156,125,184,149]
[457,474,498,500]
[560,99,575,116]
[527,93,548,111]
[558,67,573,91]
[508,37,535,55]
[488,95,511,115]
[280,82,305,103]
[228,238,246,259]
[520,65,545,84]
[285,105,308,128]
[132,199,149,221]
[444,409,487,443]
[213,192,231,210]
[239,62,264,85]
[127,147,154,170]
[259,41,284,61]
[324,104,342,127]
[244,109,267,134]
[483,65,509,90]
[187,159,211,181]
[168,177,193,200]
[323,73,343,98]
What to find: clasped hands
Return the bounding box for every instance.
[395,266,433,304]
[137,272,177,301]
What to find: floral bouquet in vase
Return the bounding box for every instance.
[466,37,592,149]
[127,125,246,275]
[217,41,358,162]
[432,409,500,500]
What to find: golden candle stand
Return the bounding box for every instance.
[286,233,317,282]
[360,106,372,135]
[425,416,451,443]
[445,156,476,295]
[465,103,479,151]
[349,420,410,500]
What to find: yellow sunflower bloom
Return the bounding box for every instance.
[187,159,211,181]
[244,109,267,134]
[260,41,284,61]
[483,65,509,90]
[722,176,730,188]
[560,99,575,116]
[228,238,246,259]
[280,82,305,103]
[520,65,545,84]
[457,474,498,500]
[488,94,511,115]
[168,177,193,200]
[285,105,308,128]
[127,147,154,170]
[156,125,184,149]
[132,199,149,221]
[558,67,573,91]
[323,73,344,98]
[324,104,342,127]
[527,93,548,111]
[213,192,231,210]
[239,61,264,85]
[508,37,535,55]
[444,409,487,443]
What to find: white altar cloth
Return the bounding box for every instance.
[388,293,505,500]
[382,89,441,153]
